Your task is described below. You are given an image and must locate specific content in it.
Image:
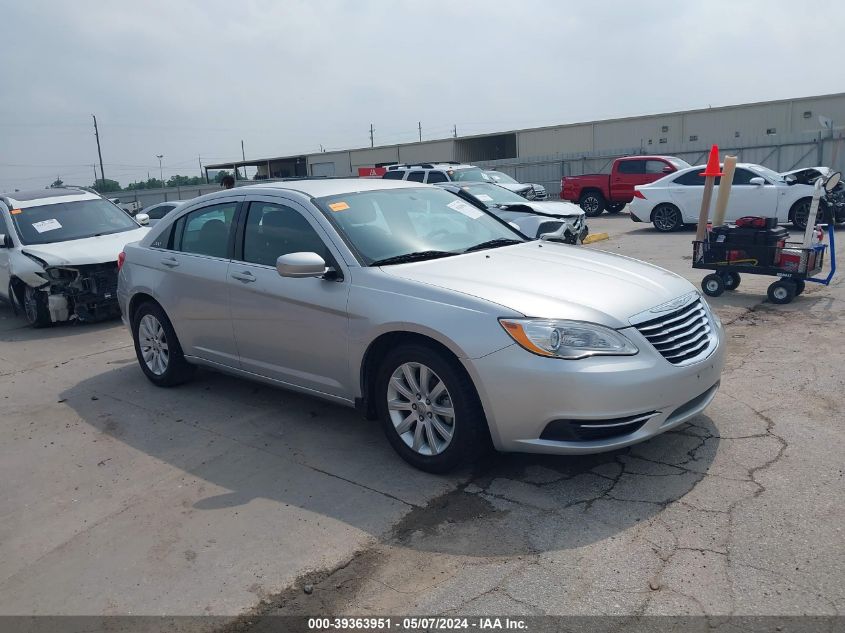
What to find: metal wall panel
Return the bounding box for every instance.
[398,140,455,164]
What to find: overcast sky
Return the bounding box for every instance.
[2,0,843,191]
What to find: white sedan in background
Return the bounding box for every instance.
[629,163,817,232]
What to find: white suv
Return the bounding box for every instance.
[382,162,493,185]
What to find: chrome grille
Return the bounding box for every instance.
[634,297,714,365]
[532,185,548,200]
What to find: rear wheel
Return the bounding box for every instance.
[579,191,606,217]
[793,279,806,295]
[605,202,626,214]
[375,344,488,473]
[767,280,796,305]
[652,204,683,232]
[721,271,741,291]
[22,285,51,328]
[131,301,195,387]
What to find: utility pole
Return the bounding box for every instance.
[198,154,204,180]
[92,114,105,187]
[156,154,164,188]
[453,124,457,138]
[241,140,246,161]
[92,165,98,187]
[418,121,422,142]
[369,123,374,148]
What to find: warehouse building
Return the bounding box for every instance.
[205,92,845,195]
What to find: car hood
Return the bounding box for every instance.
[382,242,693,328]
[20,228,149,266]
[497,200,584,218]
[494,182,533,193]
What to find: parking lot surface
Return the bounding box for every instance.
[1,213,843,618]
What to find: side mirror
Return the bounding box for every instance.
[0,233,11,248]
[135,213,150,226]
[824,171,841,193]
[749,177,766,186]
[276,252,328,278]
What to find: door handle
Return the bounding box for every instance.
[231,270,256,282]
[161,257,180,267]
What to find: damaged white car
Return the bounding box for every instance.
[0,188,149,327]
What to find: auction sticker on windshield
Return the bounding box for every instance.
[328,201,350,212]
[447,199,483,219]
[32,219,62,233]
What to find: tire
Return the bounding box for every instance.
[767,280,796,305]
[131,301,195,387]
[791,198,826,230]
[721,271,741,291]
[374,343,489,473]
[605,202,626,214]
[652,204,683,232]
[22,285,52,328]
[701,273,725,297]
[794,279,806,295]
[579,191,606,217]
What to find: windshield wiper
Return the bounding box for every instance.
[463,238,524,253]
[370,250,455,267]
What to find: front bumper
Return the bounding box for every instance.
[464,323,725,454]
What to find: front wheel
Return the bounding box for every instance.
[375,344,489,473]
[579,192,606,217]
[131,301,195,387]
[791,198,826,230]
[22,285,52,328]
[605,202,626,214]
[722,271,741,291]
[767,280,796,305]
[652,204,683,232]
[701,274,725,297]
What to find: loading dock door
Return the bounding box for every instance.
[311,162,336,177]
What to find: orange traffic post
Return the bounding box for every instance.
[695,145,723,241]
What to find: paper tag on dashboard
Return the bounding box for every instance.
[447,199,483,219]
[32,219,62,233]
[475,194,493,202]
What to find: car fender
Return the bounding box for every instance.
[9,250,48,288]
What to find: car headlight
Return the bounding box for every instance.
[499,318,639,359]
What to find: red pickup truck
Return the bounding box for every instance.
[560,155,690,217]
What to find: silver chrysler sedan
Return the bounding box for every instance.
[117,179,725,472]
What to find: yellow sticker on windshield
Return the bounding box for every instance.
[329,201,349,212]
[10,208,22,215]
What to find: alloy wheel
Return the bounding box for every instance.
[386,362,455,456]
[23,286,39,324]
[653,205,679,231]
[582,196,600,214]
[138,314,170,376]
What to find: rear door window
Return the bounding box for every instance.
[617,160,645,174]
[407,171,426,183]
[175,202,237,258]
[425,171,448,183]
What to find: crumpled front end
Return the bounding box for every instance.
[14,254,121,323]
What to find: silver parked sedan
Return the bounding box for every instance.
[117,179,725,472]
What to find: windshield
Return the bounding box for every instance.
[315,187,526,265]
[485,171,519,184]
[11,198,140,245]
[667,158,691,170]
[448,167,490,182]
[458,183,531,206]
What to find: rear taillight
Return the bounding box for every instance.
[633,190,646,200]
[117,251,126,270]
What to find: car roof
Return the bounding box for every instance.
[235,177,432,198]
[1,187,100,208]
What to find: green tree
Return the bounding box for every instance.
[166,174,204,187]
[92,179,122,193]
[214,170,232,184]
